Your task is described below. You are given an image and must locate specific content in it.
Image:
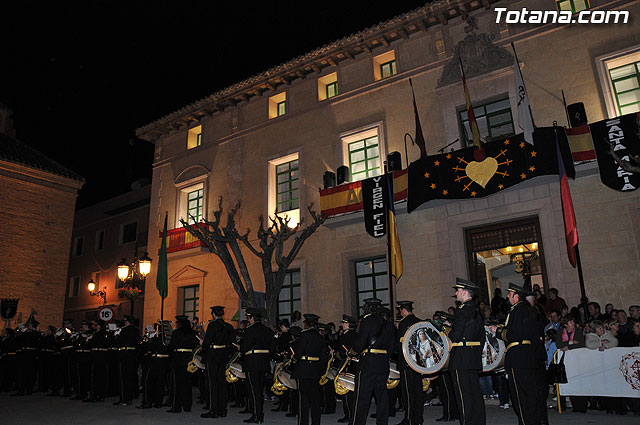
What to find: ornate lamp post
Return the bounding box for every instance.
[117,249,152,315]
[87,279,107,305]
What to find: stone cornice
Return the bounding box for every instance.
[136,0,502,141]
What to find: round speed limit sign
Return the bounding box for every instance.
[98,307,114,322]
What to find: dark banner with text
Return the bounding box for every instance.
[362,175,389,237]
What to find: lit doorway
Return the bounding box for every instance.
[465,217,547,303]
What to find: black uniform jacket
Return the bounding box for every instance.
[118,325,140,348]
[448,300,484,371]
[168,327,199,352]
[201,319,234,361]
[498,301,536,369]
[396,314,421,370]
[352,312,395,373]
[239,322,275,371]
[531,304,547,367]
[291,328,329,379]
[337,329,358,360]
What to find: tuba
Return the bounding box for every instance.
[187,346,206,373]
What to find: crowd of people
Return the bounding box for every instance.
[1,282,639,425]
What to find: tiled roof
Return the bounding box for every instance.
[0,132,84,182]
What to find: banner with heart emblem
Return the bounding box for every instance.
[407,128,570,212]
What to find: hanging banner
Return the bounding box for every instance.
[590,112,640,192]
[559,347,640,398]
[361,174,388,238]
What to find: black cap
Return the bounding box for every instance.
[396,300,414,310]
[507,282,529,297]
[341,314,356,325]
[245,308,263,318]
[453,277,480,293]
[304,313,320,324]
[210,306,225,316]
[433,311,454,322]
[175,314,189,321]
[363,297,382,305]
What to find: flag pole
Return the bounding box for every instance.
[561,90,571,128]
[384,161,395,311]
[511,42,536,127]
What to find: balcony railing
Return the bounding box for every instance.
[160,223,208,254]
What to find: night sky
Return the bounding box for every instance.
[1,1,427,208]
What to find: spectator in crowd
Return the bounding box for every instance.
[603,319,619,340]
[532,284,547,307]
[585,320,618,351]
[544,310,561,333]
[491,288,509,317]
[588,303,606,322]
[629,305,640,321]
[291,311,302,328]
[544,328,558,369]
[570,304,588,327]
[604,303,614,319]
[617,310,631,337]
[620,320,640,347]
[555,315,587,413]
[545,288,567,315]
[447,306,456,316]
[561,305,569,318]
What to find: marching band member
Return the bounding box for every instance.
[396,301,423,425]
[114,315,139,406]
[336,315,357,424]
[200,305,235,418]
[167,314,199,413]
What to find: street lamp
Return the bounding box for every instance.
[87,279,107,305]
[117,249,152,315]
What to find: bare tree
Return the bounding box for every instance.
[181,197,325,326]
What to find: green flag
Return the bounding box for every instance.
[156,213,168,299]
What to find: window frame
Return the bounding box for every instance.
[596,46,640,118]
[180,285,200,321]
[318,72,339,101]
[340,123,386,184]
[73,236,84,257]
[458,96,515,147]
[609,60,640,115]
[348,136,381,182]
[380,60,397,79]
[95,229,105,251]
[186,187,204,224]
[275,159,299,214]
[555,0,590,13]
[373,51,397,81]
[119,220,138,245]
[354,257,389,315]
[69,275,80,298]
[187,125,203,150]
[267,151,301,228]
[277,269,301,322]
[269,92,287,119]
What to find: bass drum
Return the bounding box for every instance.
[401,321,451,375]
[482,325,506,373]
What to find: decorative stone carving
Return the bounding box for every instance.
[437,16,513,87]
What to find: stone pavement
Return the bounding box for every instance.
[1,391,638,424]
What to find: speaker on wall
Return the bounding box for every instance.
[567,102,588,127]
[323,171,336,189]
[337,165,349,185]
[387,151,402,172]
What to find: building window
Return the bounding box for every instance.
[609,60,640,115]
[181,285,200,321]
[120,221,137,245]
[556,0,590,13]
[276,159,299,213]
[187,188,204,223]
[269,92,287,119]
[187,125,202,150]
[73,237,84,257]
[318,72,338,101]
[95,230,105,251]
[355,258,388,315]
[459,97,514,146]
[277,269,301,322]
[268,152,300,228]
[373,51,396,81]
[69,276,80,297]
[348,136,381,182]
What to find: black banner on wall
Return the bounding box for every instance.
[362,175,388,238]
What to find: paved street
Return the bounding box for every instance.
[1,391,638,424]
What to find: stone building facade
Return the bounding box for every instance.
[0,105,85,329]
[137,0,640,326]
[63,184,150,326]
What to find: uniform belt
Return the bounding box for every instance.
[77,350,91,353]
[175,348,192,353]
[399,337,404,342]
[25,347,37,351]
[301,356,319,361]
[245,349,269,355]
[6,352,16,355]
[152,354,170,358]
[52,352,61,355]
[92,348,109,351]
[60,345,73,350]
[212,345,227,349]
[506,340,531,351]
[451,341,482,347]
[43,349,54,352]
[16,349,22,352]
[119,347,136,351]
[363,349,387,354]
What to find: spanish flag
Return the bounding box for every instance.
[386,174,403,280]
[566,124,595,161]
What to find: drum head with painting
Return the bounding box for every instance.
[482,325,505,372]
[402,321,450,374]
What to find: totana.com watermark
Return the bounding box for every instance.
[495,7,629,24]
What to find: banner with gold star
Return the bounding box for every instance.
[407,128,571,213]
